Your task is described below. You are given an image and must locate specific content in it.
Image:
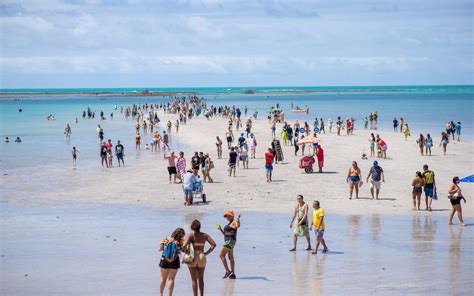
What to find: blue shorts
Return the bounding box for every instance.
[265,165,273,172]
[116,154,123,160]
[184,188,193,198]
[424,187,434,198]
[314,229,325,237]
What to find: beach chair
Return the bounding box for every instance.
[192,178,207,203]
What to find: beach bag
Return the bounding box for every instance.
[433,188,438,200]
[210,161,215,169]
[163,241,179,263]
[183,243,195,264]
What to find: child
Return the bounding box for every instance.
[107,151,113,167]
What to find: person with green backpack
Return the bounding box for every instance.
[159,228,185,296]
[422,165,437,211]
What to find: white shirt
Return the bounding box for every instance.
[183,172,195,190]
[248,137,256,148]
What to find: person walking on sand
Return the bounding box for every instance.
[422,165,436,211]
[448,177,466,226]
[191,152,200,175]
[424,134,433,156]
[228,147,238,177]
[159,228,185,296]
[310,200,329,254]
[369,133,376,157]
[366,160,385,200]
[72,146,78,166]
[417,134,425,155]
[347,161,362,199]
[218,211,241,279]
[440,132,449,155]
[182,170,196,206]
[164,152,178,184]
[248,133,257,159]
[264,148,274,182]
[203,153,214,183]
[403,124,410,140]
[225,128,234,149]
[182,220,217,296]
[289,195,311,251]
[216,136,223,159]
[411,171,425,211]
[176,151,186,182]
[316,145,324,173]
[115,140,125,167]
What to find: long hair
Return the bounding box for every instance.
[171,228,185,242]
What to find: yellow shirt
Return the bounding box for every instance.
[312,208,325,230]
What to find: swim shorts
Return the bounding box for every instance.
[265,165,273,172]
[314,229,325,237]
[370,180,381,190]
[424,187,434,198]
[168,166,177,175]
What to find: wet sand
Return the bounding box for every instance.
[1,200,472,295]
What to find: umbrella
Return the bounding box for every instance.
[459,174,474,183]
[297,136,321,145]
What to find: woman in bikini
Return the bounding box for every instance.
[411,171,425,210]
[448,176,467,226]
[416,134,425,155]
[347,161,362,199]
[183,220,216,296]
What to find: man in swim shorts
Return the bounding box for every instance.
[228,147,238,177]
[310,200,329,254]
[164,152,178,184]
[422,165,436,211]
[115,140,125,167]
[366,160,385,200]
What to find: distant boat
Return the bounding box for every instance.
[291,108,308,113]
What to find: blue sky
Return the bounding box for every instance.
[0,0,472,88]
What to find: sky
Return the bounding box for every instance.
[0,0,473,88]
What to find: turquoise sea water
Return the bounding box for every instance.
[0,87,473,170]
[1,85,473,94]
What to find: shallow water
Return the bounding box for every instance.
[1,91,473,171]
[1,201,472,295]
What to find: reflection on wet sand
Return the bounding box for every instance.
[347,215,361,240]
[369,214,383,241]
[449,225,464,296]
[291,252,311,295]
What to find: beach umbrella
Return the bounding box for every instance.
[297,136,321,145]
[459,174,474,183]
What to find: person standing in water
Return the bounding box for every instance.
[218,211,241,279]
[115,140,125,167]
[135,132,141,150]
[455,122,461,142]
[347,161,362,199]
[448,176,466,226]
[182,220,217,296]
[310,200,329,254]
[72,147,78,166]
[289,195,311,252]
[159,228,185,296]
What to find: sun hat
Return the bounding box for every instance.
[224,210,234,218]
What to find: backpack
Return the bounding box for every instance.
[424,171,434,185]
[163,241,179,263]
